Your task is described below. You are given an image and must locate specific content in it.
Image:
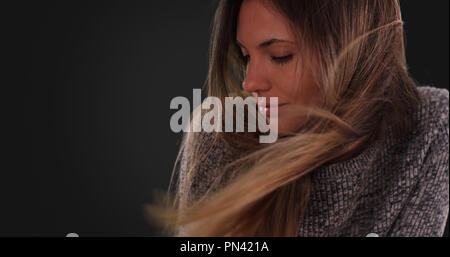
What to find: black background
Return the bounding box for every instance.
[2,0,448,237]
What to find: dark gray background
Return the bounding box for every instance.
[3,0,448,236]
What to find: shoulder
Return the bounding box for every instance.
[377,86,448,182]
[179,131,236,201]
[183,131,234,168]
[394,86,449,182]
[381,86,449,236]
[415,86,449,172]
[416,86,449,138]
[417,86,449,108]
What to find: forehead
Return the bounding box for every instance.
[236,0,294,45]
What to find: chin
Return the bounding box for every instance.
[275,123,295,137]
[276,118,305,136]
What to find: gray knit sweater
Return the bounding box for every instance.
[179,86,449,237]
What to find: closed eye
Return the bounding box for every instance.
[271,54,293,65]
[238,53,293,66]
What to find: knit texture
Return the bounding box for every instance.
[178,86,449,237]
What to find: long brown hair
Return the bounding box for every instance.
[145,0,421,236]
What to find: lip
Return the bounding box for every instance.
[258,103,287,116]
[256,98,286,108]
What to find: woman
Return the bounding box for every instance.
[147,0,449,236]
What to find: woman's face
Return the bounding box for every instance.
[237,0,321,135]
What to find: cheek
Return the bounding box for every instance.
[269,66,304,102]
[270,63,319,134]
[289,68,318,106]
[297,70,320,106]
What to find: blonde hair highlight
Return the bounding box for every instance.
[145,0,422,237]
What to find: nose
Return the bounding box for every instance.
[242,61,271,94]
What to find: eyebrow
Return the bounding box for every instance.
[236,38,295,49]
